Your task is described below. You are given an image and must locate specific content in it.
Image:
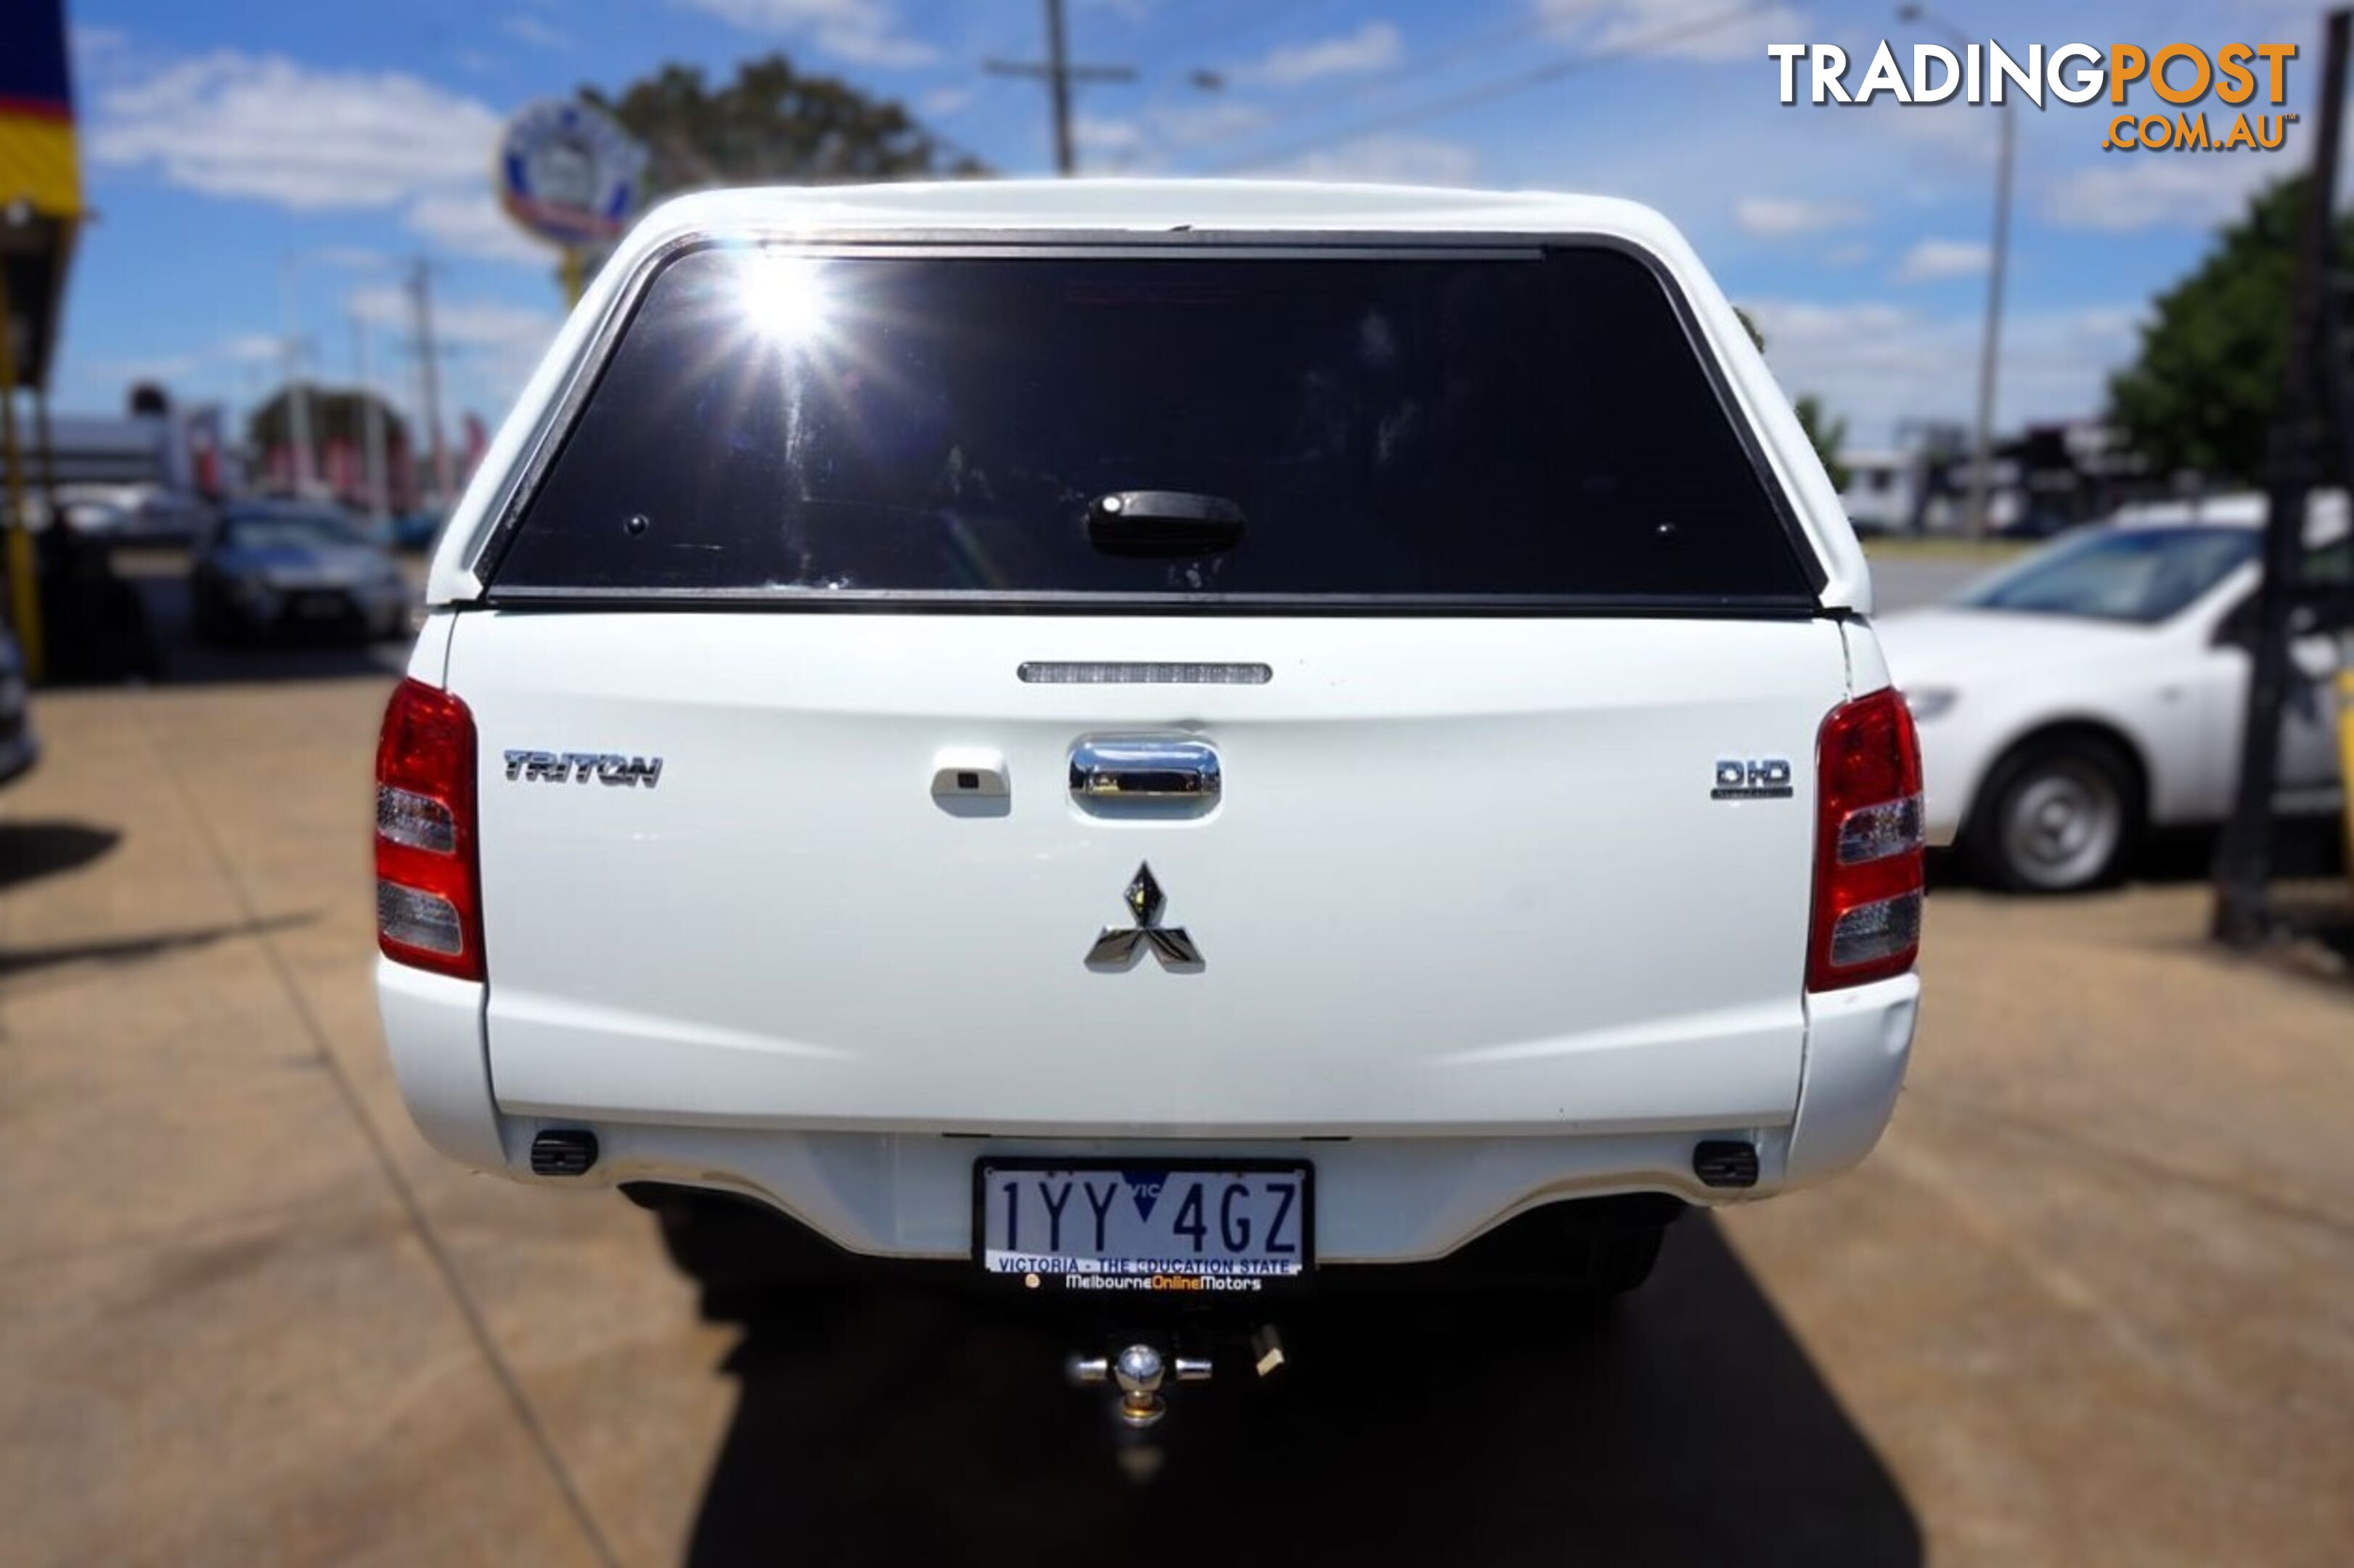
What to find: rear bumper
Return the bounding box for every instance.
[379,960,1918,1264]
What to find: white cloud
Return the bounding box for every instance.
[671,0,939,68]
[1895,238,1991,282]
[500,14,571,49]
[1745,298,2142,446]
[1157,100,1272,146]
[87,50,502,211]
[1823,241,1871,267]
[81,44,558,269]
[1270,134,1478,186]
[1876,100,2001,167]
[218,332,285,364]
[1066,102,1275,172]
[2040,153,2282,234]
[406,190,554,265]
[1735,196,1865,237]
[921,86,976,119]
[1531,0,1806,65]
[1247,22,1403,88]
[1074,115,1147,162]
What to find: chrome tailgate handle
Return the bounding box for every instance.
[1069,738,1221,802]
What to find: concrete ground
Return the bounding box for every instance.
[5,637,2353,1563]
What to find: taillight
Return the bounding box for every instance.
[375,677,483,981]
[1808,687,1924,992]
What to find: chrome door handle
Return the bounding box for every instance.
[1069,738,1221,802]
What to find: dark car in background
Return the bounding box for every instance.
[191,503,414,644]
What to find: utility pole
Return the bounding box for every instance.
[985,0,1135,175]
[1897,4,2014,539]
[2213,7,2350,947]
[351,313,389,522]
[1966,103,2016,540]
[407,258,453,505]
[281,254,314,494]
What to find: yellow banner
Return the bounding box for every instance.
[0,115,81,219]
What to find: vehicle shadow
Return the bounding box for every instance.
[681,1217,1922,1567]
[0,911,317,980]
[0,820,122,891]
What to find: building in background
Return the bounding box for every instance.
[246,384,416,513]
[1836,418,2160,540]
[7,385,242,497]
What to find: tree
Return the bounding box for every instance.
[1736,306,1854,491]
[583,55,984,204]
[246,385,408,454]
[2106,174,2353,487]
[1793,395,1852,492]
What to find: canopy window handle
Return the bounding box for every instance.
[1069,738,1221,803]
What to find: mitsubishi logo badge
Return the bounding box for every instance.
[1085,862,1203,972]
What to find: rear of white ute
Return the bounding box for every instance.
[375,183,1921,1357]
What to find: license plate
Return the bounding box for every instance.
[974,1161,1312,1296]
[296,594,347,619]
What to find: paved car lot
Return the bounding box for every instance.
[4,653,2351,1565]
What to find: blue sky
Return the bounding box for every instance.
[54,0,2334,448]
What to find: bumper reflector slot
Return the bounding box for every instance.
[1693,1140,1760,1190]
[529,1130,600,1177]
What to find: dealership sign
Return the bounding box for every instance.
[497,99,647,249]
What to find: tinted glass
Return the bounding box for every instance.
[492,247,1813,603]
[1957,526,2257,624]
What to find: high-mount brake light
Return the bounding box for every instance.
[1808,687,1924,992]
[375,678,483,980]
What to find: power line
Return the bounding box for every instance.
[984,0,1137,175]
[1148,0,1344,64]
[1203,1,1773,173]
[1178,6,1561,149]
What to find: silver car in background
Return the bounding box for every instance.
[191,503,414,644]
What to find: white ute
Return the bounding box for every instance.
[375,181,1922,1415]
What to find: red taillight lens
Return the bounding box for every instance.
[1808,687,1924,992]
[375,677,483,981]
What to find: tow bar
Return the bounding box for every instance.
[1068,1324,1286,1429]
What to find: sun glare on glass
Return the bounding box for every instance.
[738,251,832,342]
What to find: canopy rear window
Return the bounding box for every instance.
[486,245,1817,607]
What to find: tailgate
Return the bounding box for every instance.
[459,612,1844,1133]
[446,234,1848,1135]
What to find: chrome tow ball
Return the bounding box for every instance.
[1069,1342,1212,1429]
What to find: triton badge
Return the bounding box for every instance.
[503,750,664,788]
[1085,862,1203,972]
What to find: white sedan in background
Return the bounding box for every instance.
[1876,494,2347,891]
